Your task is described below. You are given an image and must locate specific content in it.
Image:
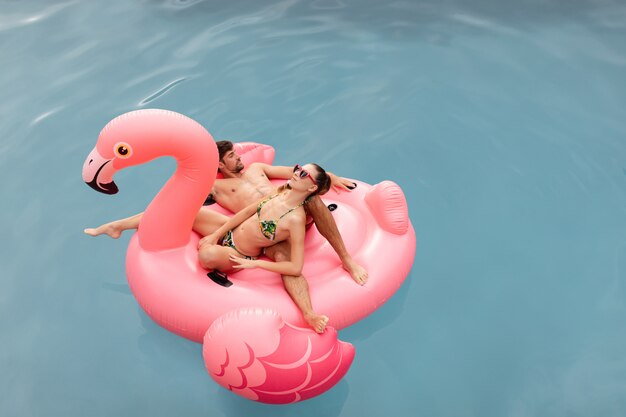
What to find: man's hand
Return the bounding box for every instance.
[329,172,356,192]
[229,255,258,269]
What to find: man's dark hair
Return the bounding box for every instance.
[203,140,234,206]
[216,140,234,161]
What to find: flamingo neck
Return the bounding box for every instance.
[139,144,216,252]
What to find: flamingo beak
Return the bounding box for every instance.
[82,147,119,195]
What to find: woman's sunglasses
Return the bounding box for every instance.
[293,164,317,186]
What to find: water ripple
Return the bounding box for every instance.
[124,63,196,89]
[450,12,519,35]
[282,55,328,73]
[31,107,65,126]
[161,0,209,10]
[139,77,189,105]
[61,41,99,61]
[175,0,298,59]
[262,16,340,38]
[310,0,347,11]
[590,5,626,30]
[0,1,76,32]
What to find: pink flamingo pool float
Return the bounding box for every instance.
[82,109,415,404]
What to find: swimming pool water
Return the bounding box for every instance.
[2,0,626,416]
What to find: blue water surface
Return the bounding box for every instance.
[2,0,626,416]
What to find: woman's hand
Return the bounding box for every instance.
[229,255,258,269]
[198,233,219,249]
[329,172,356,192]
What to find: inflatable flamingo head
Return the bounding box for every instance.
[82,109,217,195]
[83,109,219,251]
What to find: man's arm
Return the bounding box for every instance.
[203,181,221,205]
[306,195,350,260]
[306,195,368,284]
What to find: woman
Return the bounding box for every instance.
[197,163,331,276]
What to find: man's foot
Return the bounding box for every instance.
[84,222,124,239]
[343,259,368,285]
[305,313,329,334]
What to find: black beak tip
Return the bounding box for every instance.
[86,179,118,195]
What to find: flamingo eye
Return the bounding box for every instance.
[114,142,132,159]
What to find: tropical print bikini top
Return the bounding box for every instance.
[257,194,306,241]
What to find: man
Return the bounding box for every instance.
[85,141,368,333]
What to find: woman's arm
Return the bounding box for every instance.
[260,163,354,191]
[230,216,306,276]
[259,163,292,179]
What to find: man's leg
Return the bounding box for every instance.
[306,196,368,285]
[264,243,329,333]
[84,213,143,238]
[192,207,230,236]
[85,206,229,239]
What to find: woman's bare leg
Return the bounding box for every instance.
[198,245,239,272]
[265,242,329,333]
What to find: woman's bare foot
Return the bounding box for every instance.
[84,222,124,239]
[305,313,329,333]
[343,258,368,285]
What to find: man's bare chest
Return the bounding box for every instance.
[214,176,275,206]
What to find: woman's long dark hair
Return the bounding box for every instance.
[309,163,331,196]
